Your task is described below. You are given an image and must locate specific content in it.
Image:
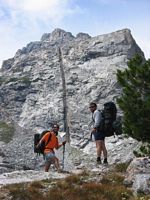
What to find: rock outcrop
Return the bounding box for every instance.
[124,157,150,195]
[0,28,144,135]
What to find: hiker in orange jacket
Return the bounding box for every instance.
[38,124,66,172]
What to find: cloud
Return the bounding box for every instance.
[0,0,82,67]
[1,0,81,27]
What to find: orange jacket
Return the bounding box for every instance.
[40,131,59,153]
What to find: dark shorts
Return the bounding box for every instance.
[93,131,105,141]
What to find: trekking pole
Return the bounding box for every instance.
[33,153,39,170]
[62,144,65,170]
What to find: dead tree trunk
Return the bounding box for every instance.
[58,47,70,143]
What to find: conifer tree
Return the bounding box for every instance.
[117,54,150,142]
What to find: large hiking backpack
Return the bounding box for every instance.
[113,116,122,136]
[34,130,51,154]
[100,102,117,137]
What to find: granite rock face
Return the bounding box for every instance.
[0,29,148,195]
[0,28,144,135]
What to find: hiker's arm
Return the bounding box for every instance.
[94,112,101,128]
[55,141,66,149]
[92,111,101,132]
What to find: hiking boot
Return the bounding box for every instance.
[96,157,101,164]
[103,158,108,165]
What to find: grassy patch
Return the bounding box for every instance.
[5,183,44,200]
[101,172,124,185]
[0,121,15,143]
[1,170,150,200]
[6,77,18,83]
[46,174,133,200]
[20,76,31,85]
[0,76,5,86]
[6,76,31,85]
[115,162,130,173]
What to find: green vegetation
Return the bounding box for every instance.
[133,143,150,157]
[6,76,31,85]
[0,121,15,143]
[20,76,31,85]
[6,77,18,83]
[117,55,150,143]
[0,76,5,86]
[0,74,31,86]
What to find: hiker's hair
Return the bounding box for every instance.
[89,102,97,108]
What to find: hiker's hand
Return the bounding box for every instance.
[92,128,97,133]
[62,141,66,146]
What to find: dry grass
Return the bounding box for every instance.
[3,183,44,200]
[114,162,130,173]
[1,169,150,200]
[101,172,124,185]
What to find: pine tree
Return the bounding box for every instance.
[117,54,150,142]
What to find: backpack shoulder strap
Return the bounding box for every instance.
[45,132,52,146]
[98,109,104,117]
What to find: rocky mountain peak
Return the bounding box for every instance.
[41,28,74,42]
[0,28,144,134]
[76,32,91,40]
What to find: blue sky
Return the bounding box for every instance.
[0,0,150,67]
